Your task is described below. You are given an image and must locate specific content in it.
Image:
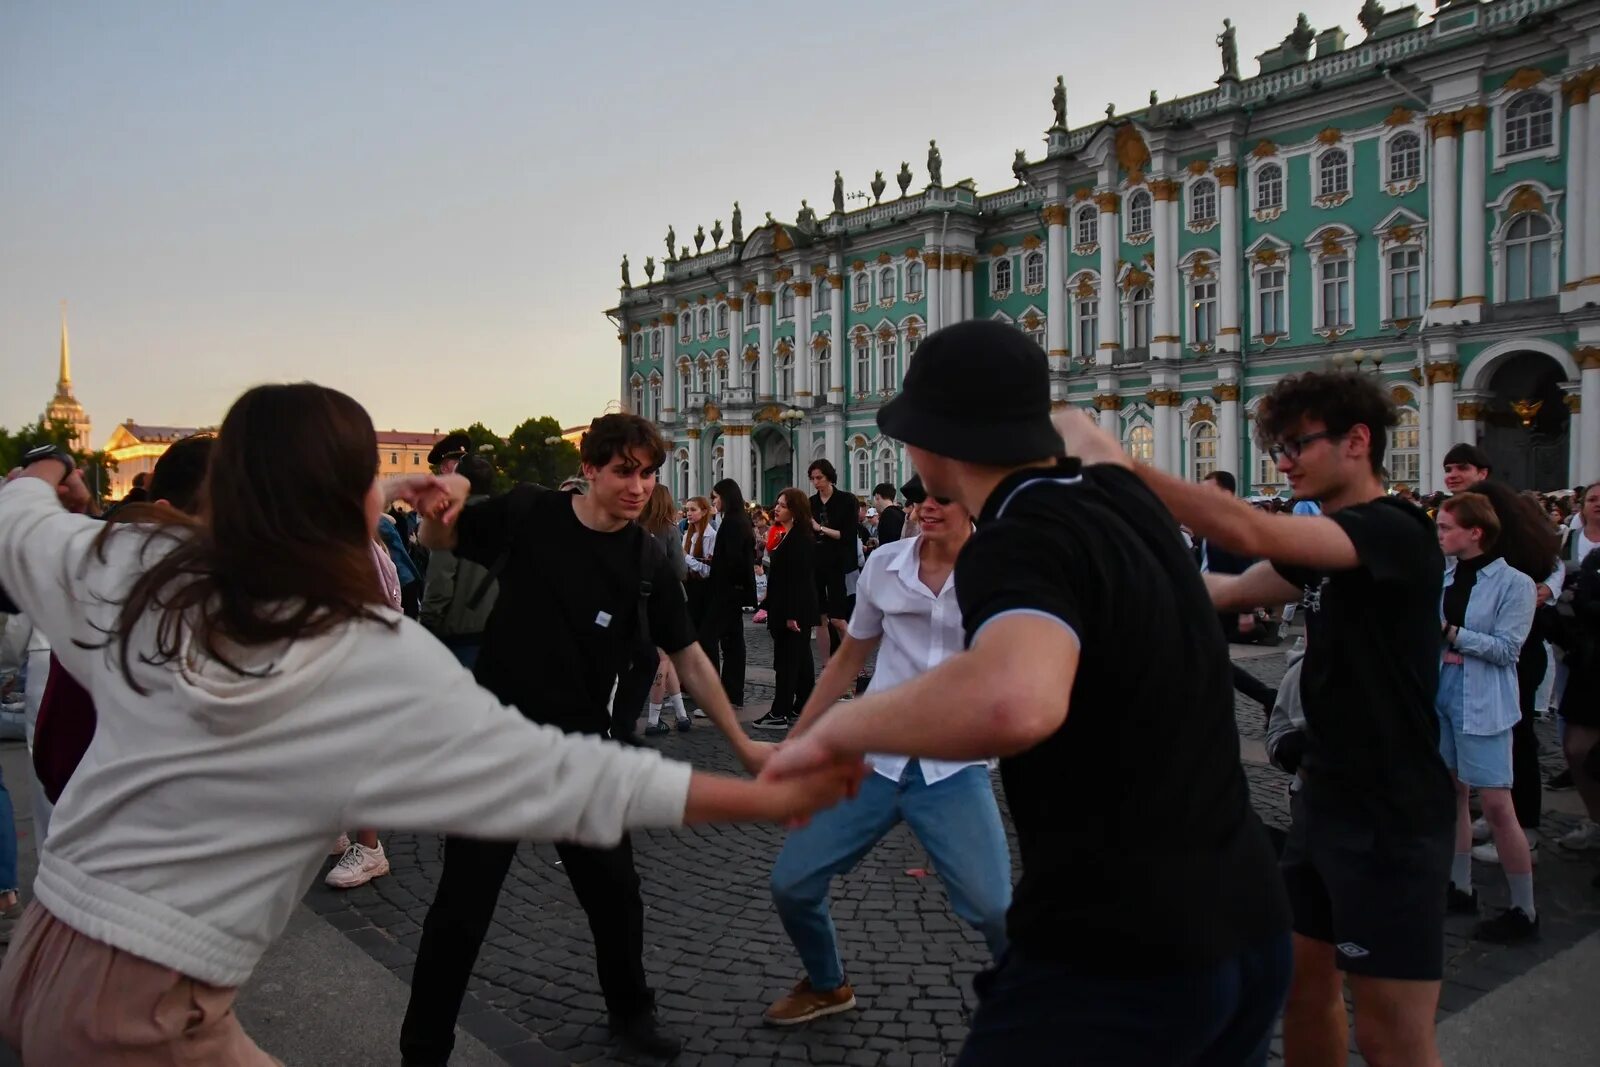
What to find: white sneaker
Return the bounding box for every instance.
[1471,817,1490,843]
[329,832,351,857]
[1472,835,1538,866]
[325,843,389,889]
[1559,819,1600,851]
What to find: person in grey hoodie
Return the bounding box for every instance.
[419,453,500,669]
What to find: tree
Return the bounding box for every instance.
[502,417,580,489]
[443,422,515,495]
[0,418,116,507]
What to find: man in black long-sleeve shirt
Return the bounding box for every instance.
[808,460,859,660]
[872,483,905,545]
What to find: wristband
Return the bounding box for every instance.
[20,444,75,475]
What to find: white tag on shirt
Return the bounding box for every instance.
[595,611,613,628]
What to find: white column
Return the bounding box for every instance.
[1456,400,1482,448]
[829,267,845,404]
[1428,362,1458,478]
[727,298,745,397]
[1586,91,1600,284]
[1568,393,1583,485]
[1150,392,1177,474]
[1152,181,1178,355]
[926,252,942,332]
[1416,372,1433,494]
[756,277,774,400]
[945,256,963,324]
[1218,165,1241,353]
[823,412,843,473]
[1459,108,1487,307]
[1429,117,1460,312]
[618,331,631,410]
[1567,93,1589,290]
[1097,192,1119,364]
[686,430,703,497]
[794,280,813,403]
[1045,205,1068,360]
[1095,392,1119,436]
[962,257,974,321]
[1218,383,1241,480]
[1582,357,1600,482]
[730,429,753,498]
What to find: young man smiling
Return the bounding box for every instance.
[1060,372,1454,1067]
[402,414,774,1064]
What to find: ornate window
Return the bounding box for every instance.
[776,349,795,398]
[678,360,692,399]
[815,346,831,393]
[1127,423,1154,464]
[1128,287,1153,348]
[1503,213,1556,300]
[1387,133,1421,184]
[630,376,644,414]
[853,273,870,306]
[1077,298,1099,355]
[1504,92,1555,155]
[1256,441,1286,486]
[904,317,924,356]
[878,333,898,390]
[741,352,757,390]
[647,374,662,422]
[1317,149,1350,199]
[679,315,691,342]
[676,450,690,499]
[714,355,729,395]
[1255,266,1287,337]
[778,285,795,320]
[1254,163,1283,212]
[697,307,710,336]
[1189,179,1217,225]
[877,446,896,488]
[745,298,761,330]
[1190,279,1217,345]
[1023,251,1045,291]
[906,261,924,296]
[696,357,711,394]
[1075,205,1099,248]
[715,303,728,333]
[853,333,872,393]
[1389,408,1421,486]
[1127,190,1152,238]
[878,266,896,303]
[814,281,831,312]
[992,257,1013,295]
[631,335,643,361]
[1318,259,1351,328]
[1190,421,1218,481]
[1387,248,1423,320]
[852,448,871,493]
[712,445,726,486]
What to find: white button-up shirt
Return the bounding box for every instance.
[847,536,986,786]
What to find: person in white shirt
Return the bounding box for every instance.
[763,476,1011,1026]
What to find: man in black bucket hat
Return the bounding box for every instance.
[763,320,1291,1065]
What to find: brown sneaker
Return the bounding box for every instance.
[763,978,856,1026]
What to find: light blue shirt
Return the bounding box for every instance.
[1438,556,1536,736]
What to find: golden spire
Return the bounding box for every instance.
[58,299,72,393]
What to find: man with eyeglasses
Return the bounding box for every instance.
[1061,371,1452,1067]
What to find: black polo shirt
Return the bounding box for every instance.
[454,485,697,736]
[1272,497,1454,834]
[957,459,1288,974]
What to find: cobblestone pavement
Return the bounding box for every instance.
[307,623,1600,1065]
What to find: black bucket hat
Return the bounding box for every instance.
[876,320,1062,466]
[427,431,472,467]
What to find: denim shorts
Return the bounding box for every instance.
[1437,663,1513,788]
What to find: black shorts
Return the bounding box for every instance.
[1280,790,1452,981]
[815,568,850,619]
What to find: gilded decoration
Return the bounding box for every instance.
[827,273,844,289]
[742,281,758,294]
[723,425,752,437]
[774,267,794,283]
[1213,383,1240,402]
[1250,139,1277,159]
[962,255,977,271]
[1408,367,1423,384]
[1427,113,1459,140]
[1114,124,1151,176]
[714,291,727,302]
[685,428,701,440]
[851,259,866,271]
[1022,235,1043,251]
[1253,248,1280,265]
[756,291,775,306]
[1022,312,1042,330]
[714,352,728,367]
[1214,164,1238,188]
[1564,72,1593,105]
[1073,187,1093,202]
[1508,185,1546,215]
[1095,191,1121,213]
[1391,386,1414,405]
[1121,268,1152,291]
[1187,160,1210,176]
[990,243,1008,257]
[703,401,722,422]
[772,229,793,252]
[1147,388,1182,408]
[661,313,677,325]
[1189,402,1215,425]
[1388,224,1414,245]
[742,347,759,363]
[696,295,708,305]
[1503,67,1547,92]
[1424,362,1459,385]
[616,333,628,344]
[793,281,812,298]
[727,297,743,311]
[1577,346,1600,370]
[1150,179,1180,202]
[1315,127,1343,145]
[677,300,690,310]
[1566,395,1582,414]
[923,252,942,270]
[812,264,829,277]
[1317,230,1347,258]
[877,325,895,340]
[1457,402,1484,421]
[812,335,830,351]
[1383,106,1415,127]
[903,248,920,260]
[1093,393,1122,412]
[1074,277,1096,299]
[1041,204,1069,226]
[1461,106,1489,133]
[877,252,893,265]
[774,339,793,356]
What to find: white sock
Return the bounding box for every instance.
[669,694,688,721]
[647,702,662,726]
[1451,852,1472,891]
[1508,872,1536,919]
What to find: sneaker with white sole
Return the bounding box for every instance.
[1471,817,1490,843]
[325,842,390,889]
[1472,835,1538,866]
[329,832,351,857]
[1559,819,1600,851]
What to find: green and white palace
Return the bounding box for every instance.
[611,0,1600,504]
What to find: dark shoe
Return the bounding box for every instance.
[1548,768,1575,791]
[610,1011,682,1059]
[1446,885,1478,915]
[1474,906,1539,943]
[644,721,672,737]
[675,717,692,733]
[752,711,792,731]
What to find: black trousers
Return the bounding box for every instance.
[399,834,652,1065]
[612,643,657,743]
[1231,663,1278,713]
[769,624,815,718]
[697,603,746,706]
[1511,639,1547,831]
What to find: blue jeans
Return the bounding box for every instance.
[957,934,1293,1067]
[770,762,1011,991]
[0,762,16,892]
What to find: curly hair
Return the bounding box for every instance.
[1254,371,1398,474]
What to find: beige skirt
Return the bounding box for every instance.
[0,902,281,1066]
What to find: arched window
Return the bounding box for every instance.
[1024,320,1046,350]
[1077,293,1099,354]
[778,285,795,319]
[678,361,692,399]
[1388,132,1421,183]
[1504,213,1555,300]
[699,357,714,394]
[1128,190,1152,236]
[741,353,757,390]
[680,315,691,342]
[745,297,761,328]
[1388,247,1422,320]
[716,303,728,333]
[1319,256,1351,328]
[630,377,644,414]
[647,375,662,422]
[815,346,831,393]
[1317,149,1350,198]
[1505,92,1555,154]
[877,447,896,488]
[1190,179,1217,224]
[815,281,831,312]
[1389,408,1420,486]
[1023,251,1045,290]
[854,273,870,305]
[878,333,898,391]
[906,261,924,295]
[698,307,711,335]
[1190,278,1217,344]
[714,356,729,395]
[1255,163,1283,210]
[1127,423,1154,464]
[1190,421,1218,480]
[878,266,896,303]
[776,349,795,398]
[1256,437,1285,486]
[853,334,872,393]
[1076,205,1098,246]
[631,335,643,361]
[1129,286,1153,348]
[712,445,726,485]
[676,450,690,498]
[993,257,1013,293]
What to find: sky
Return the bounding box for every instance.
[3,0,1369,443]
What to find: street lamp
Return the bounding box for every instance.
[778,407,805,487]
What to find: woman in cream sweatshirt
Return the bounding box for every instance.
[0,383,859,1065]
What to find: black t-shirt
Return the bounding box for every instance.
[1442,554,1489,629]
[455,485,697,736]
[957,460,1288,974]
[810,488,860,576]
[1273,497,1454,834]
[877,505,905,545]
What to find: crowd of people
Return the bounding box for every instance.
[0,318,1596,1065]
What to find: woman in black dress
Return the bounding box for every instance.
[699,479,755,711]
[755,488,818,731]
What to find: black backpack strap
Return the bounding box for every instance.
[465,486,537,612]
[636,527,657,646]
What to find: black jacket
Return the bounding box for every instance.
[764,528,818,628]
[706,515,757,610]
[877,505,905,545]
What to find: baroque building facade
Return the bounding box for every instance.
[612,0,1600,503]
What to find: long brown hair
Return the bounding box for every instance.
[1460,480,1559,581]
[683,495,711,557]
[641,484,675,535]
[95,383,393,691]
[777,488,813,536]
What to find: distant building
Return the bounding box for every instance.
[376,430,440,478]
[560,424,587,448]
[44,304,91,455]
[104,422,207,500]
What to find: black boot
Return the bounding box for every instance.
[610,1010,682,1060]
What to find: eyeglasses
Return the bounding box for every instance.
[1268,430,1344,463]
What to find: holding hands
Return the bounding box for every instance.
[389,472,470,524]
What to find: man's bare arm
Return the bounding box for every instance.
[1207,561,1304,613]
[670,642,771,774]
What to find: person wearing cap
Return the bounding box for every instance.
[762,321,1291,1064]
[427,432,472,476]
[764,471,1009,1027]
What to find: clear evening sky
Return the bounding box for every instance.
[3,1,1362,441]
